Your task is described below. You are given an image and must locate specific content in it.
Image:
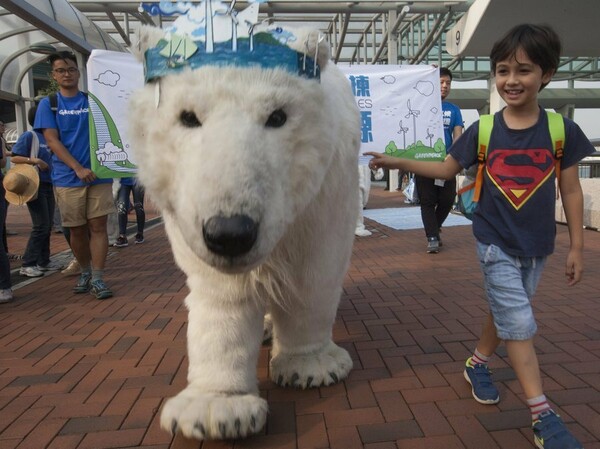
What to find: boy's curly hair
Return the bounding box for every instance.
[490,24,561,91]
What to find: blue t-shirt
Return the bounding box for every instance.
[11,131,53,184]
[34,92,111,187]
[442,101,463,149]
[449,107,595,257]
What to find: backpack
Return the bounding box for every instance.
[457,111,565,220]
[48,91,88,113]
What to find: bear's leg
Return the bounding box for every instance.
[269,287,352,388]
[160,298,268,440]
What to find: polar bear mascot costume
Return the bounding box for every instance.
[129,1,360,441]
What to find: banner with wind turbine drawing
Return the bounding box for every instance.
[340,65,445,165]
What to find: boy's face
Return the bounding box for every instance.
[494,47,553,110]
[51,58,80,90]
[440,75,452,100]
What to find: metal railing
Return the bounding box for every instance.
[578,152,600,178]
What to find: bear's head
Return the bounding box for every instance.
[129,26,340,274]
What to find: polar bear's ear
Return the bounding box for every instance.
[131,25,166,62]
[286,28,331,71]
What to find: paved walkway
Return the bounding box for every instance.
[1,185,599,449]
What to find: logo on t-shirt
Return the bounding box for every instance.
[486,148,555,209]
[58,107,89,116]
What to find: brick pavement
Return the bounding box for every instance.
[1,184,599,449]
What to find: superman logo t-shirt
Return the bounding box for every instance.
[449,107,594,257]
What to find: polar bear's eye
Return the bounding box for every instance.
[179,110,202,128]
[265,109,287,128]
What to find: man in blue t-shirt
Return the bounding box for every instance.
[34,51,114,300]
[415,67,464,254]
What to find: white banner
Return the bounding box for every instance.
[87,50,144,178]
[340,65,445,165]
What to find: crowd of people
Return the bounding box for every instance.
[0,51,146,304]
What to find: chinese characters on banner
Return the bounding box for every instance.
[340,65,445,165]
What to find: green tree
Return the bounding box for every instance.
[36,74,59,99]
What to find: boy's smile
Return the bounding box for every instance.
[495,48,553,112]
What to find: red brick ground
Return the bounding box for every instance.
[1,184,599,449]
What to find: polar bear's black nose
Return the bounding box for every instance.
[202,214,258,257]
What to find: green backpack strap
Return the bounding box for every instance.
[546,111,565,194]
[546,111,565,157]
[474,114,494,202]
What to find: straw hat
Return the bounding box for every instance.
[3,164,39,205]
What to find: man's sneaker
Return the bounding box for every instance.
[113,236,128,248]
[73,272,92,293]
[19,266,44,278]
[134,233,144,244]
[463,357,500,404]
[427,237,440,254]
[532,410,583,449]
[0,289,13,304]
[37,260,64,271]
[61,259,81,276]
[90,279,113,300]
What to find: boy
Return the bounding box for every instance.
[35,51,114,300]
[366,24,592,449]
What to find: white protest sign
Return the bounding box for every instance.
[340,65,444,165]
[87,50,144,178]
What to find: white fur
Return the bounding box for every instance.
[130,26,360,440]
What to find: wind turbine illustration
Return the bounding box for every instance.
[426,127,434,147]
[405,99,420,144]
[397,120,409,148]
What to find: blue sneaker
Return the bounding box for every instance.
[73,272,92,293]
[463,357,500,404]
[533,410,583,449]
[89,279,113,300]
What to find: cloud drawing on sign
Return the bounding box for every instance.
[95,70,121,87]
[96,142,128,163]
[380,75,396,84]
[413,80,434,96]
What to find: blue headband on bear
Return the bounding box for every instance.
[139,1,321,82]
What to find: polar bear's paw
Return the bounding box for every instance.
[270,342,352,389]
[160,388,268,440]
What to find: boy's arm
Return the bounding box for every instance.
[43,128,96,183]
[364,152,462,180]
[452,125,463,143]
[559,164,585,286]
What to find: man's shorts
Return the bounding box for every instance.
[54,183,115,227]
[476,241,547,341]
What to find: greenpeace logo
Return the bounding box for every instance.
[415,153,442,159]
[58,107,88,116]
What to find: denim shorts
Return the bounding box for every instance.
[476,241,547,341]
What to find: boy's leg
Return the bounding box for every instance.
[464,313,501,404]
[505,339,543,399]
[509,339,583,448]
[476,313,502,357]
[55,186,91,270]
[115,183,129,236]
[435,177,457,229]
[88,214,108,271]
[415,175,439,239]
[132,184,146,235]
[86,184,116,299]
